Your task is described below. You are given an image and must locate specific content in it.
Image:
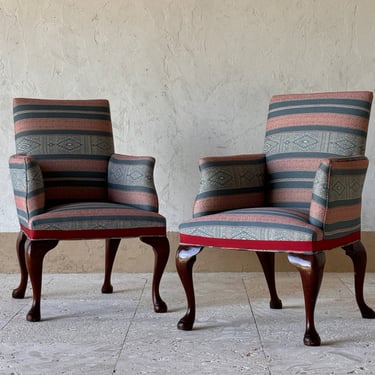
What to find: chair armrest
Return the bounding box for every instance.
[107,154,159,212]
[309,156,368,239]
[9,154,45,227]
[193,154,266,218]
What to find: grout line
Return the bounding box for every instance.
[112,276,148,374]
[242,277,272,375]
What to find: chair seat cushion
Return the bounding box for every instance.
[179,207,359,253]
[22,202,166,240]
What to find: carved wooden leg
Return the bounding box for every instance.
[176,245,203,330]
[101,238,121,294]
[256,251,282,309]
[12,231,28,299]
[342,241,375,319]
[141,236,170,313]
[25,239,58,322]
[288,252,325,346]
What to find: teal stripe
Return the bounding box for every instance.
[270,181,313,189]
[269,98,371,110]
[110,158,154,166]
[196,187,263,199]
[44,171,106,179]
[14,104,109,113]
[226,208,308,220]
[200,158,265,170]
[13,188,44,198]
[33,154,110,160]
[324,218,360,232]
[265,125,367,137]
[309,216,323,227]
[327,198,362,208]
[311,194,327,207]
[15,129,112,139]
[268,106,370,119]
[270,171,315,179]
[272,202,310,210]
[14,112,111,122]
[108,183,156,194]
[32,215,165,225]
[330,168,367,176]
[266,152,339,161]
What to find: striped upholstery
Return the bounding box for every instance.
[9,154,45,227]
[13,98,114,207]
[179,91,372,253]
[192,154,266,218]
[9,98,166,240]
[108,154,159,212]
[309,156,368,239]
[265,91,371,211]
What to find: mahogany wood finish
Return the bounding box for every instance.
[176,241,374,346]
[25,239,59,322]
[176,245,203,330]
[342,241,375,319]
[12,231,28,299]
[141,236,170,313]
[101,236,169,312]
[256,252,282,309]
[12,233,170,320]
[288,252,326,346]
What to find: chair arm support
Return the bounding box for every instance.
[107,153,159,212]
[193,154,266,218]
[309,156,369,239]
[9,154,45,227]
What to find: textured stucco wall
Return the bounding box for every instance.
[1,0,375,232]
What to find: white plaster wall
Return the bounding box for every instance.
[1,0,375,231]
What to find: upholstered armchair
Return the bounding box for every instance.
[9,98,169,321]
[176,91,375,346]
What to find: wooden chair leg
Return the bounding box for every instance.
[12,231,28,299]
[342,241,375,319]
[102,238,121,293]
[25,239,58,322]
[256,251,282,309]
[176,245,203,330]
[141,236,170,313]
[288,252,325,346]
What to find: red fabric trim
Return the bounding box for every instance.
[179,232,360,253]
[21,225,166,240]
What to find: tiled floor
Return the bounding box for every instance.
[1,272,375,374]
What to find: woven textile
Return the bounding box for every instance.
[192,154,266,218]
[10,98,167,240]
[13,98,114,207]
[179,91,372,253]
[265,91,372,212]
[108,154,159,212]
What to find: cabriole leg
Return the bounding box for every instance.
[256,251,282,309]
[102,238,121,293]
[342,241,375,319]
[25,239,58,322]
[288,252,325,346]
[12,231,28,299]
[141,236,170,313]
[176,245,203,330]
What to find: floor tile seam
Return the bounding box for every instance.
[112,275,148,373]
[241,277,272,375]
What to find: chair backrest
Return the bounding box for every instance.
[264,91,372,212]
[13,98,114,207]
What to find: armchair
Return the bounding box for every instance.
[9,98,169,321]
[176,91,375,346]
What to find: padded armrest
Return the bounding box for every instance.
[309,156,368,240]
[107,153,159,212]
[193,154,266,218]
[9,154,45,227]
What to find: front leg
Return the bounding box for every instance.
[141,236,170,313]
[342,241,375,319]
[25,239,59,322]
[12,231,28,299]
[102,238,121,294]
[288,252,325,346]
[176,245,203,330]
